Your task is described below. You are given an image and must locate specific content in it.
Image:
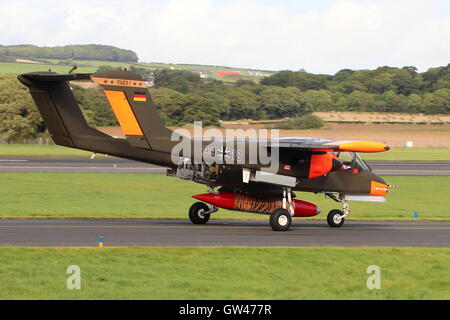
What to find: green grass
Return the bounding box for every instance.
[0,62,96,74]
[364,148,450,162]
[0,59,272,77]
[45,59,136,69]
[0,247,448,299]
[0,173,448,220]
[0,144,100,158]
[44,59,266,73]
[1,144,450,161]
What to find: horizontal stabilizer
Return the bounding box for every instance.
[19,72,92,82]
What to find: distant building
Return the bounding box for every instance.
[249,71,270,77]
[186,69,213,79]
[143,77,155,87]
[218,71,241,77]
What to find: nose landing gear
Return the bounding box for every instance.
[325,194,350,228]
[327,209,346,228]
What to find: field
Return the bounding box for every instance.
[0,59,271,83]
[1,144,450,161]
[0,173,448,220]
[44,59,270,73]
[0,62,96,74]
[221,123,450,149]
[0,246,448,299]
[363,148,450,161]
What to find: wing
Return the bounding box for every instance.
[272,137,390,153]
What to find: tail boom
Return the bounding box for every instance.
[18,71,176,167]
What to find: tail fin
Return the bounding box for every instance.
[17,72,100,148]
[91,70,173,151]
[18,71,177,166]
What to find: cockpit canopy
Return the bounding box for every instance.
[333,151,371,174]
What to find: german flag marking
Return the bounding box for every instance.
[133,92,147,102]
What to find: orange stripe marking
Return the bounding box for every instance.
[104,90,143,136]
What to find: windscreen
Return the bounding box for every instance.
[334,152,371,173]
[354,152,370,172]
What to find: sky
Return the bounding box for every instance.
[0,0,449,74]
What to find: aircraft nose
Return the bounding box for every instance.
[370,181,389,196]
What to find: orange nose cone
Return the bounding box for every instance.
[370,181,389,196]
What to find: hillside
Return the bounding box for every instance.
[0,44,138,62]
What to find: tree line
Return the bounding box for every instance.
[0,73,43,142]
[260,66,450,114]
[0,44,138,62]
[0,63,449,142]
[147,65,450,123]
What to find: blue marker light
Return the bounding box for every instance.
[98,236,105,247]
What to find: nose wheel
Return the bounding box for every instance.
[325,194,350,228]
[327,209,345,228]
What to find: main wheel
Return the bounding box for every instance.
[327,209,345,228]
[189,202,211,225]
[270,209,292,232]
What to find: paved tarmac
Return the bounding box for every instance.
[0,219,448,247]
[0,157,449,175]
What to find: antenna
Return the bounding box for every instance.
[156,95,167,126]
[69,65,78,74]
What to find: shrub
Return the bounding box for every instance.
[274,114,325,130]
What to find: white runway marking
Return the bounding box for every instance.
[377,163,450,166]
[0,166,163,170]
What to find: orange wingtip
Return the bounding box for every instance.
[337,141,390,153]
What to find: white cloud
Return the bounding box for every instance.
[0,0,448,74]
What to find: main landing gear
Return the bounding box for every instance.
[189,202,210,224]
[269,208,292,232]
[189,186,219,225]
[189,202,218,225]
[326,194,350,228]
[270,187,295,232]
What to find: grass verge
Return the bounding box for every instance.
[0,62,96,74]
[0,173,448,220]
[0,144,98,158]
[363,147,450,162]
[0,247,448,300]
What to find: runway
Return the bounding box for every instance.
[0,157,450,175]
[0,219,449,247]
[368,161,450,176]
[0,157,167,174]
